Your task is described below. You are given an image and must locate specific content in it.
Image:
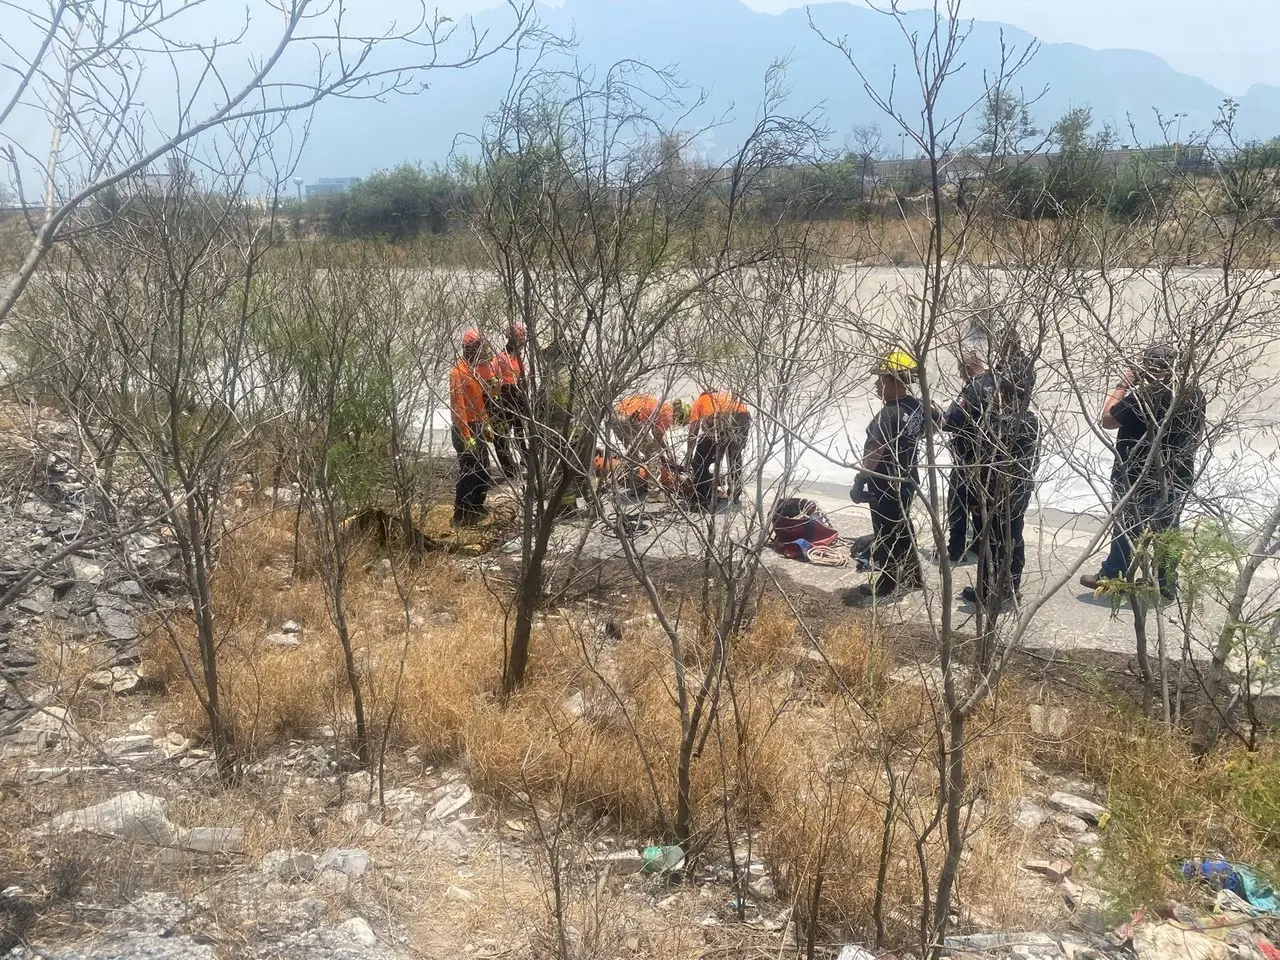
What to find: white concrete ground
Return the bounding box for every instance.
[521,472,1278,668]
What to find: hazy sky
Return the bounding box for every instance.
[434,0,1280,95]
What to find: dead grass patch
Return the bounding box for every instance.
[126,505,1280,951]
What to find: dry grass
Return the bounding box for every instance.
[43,503,1269,951]
[115,508,1050,947]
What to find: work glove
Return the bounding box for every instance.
[850,472,873,504]
[463,434,478,454]
[483,422,495,443]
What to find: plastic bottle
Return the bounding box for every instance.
[641,845,685,874]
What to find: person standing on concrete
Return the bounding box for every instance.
[941,349,995,563]
[846,351,926,604]
[450,329,494,526]
[687,390,750,509]
[962,374,1041,607]
[1080,344,1205,599]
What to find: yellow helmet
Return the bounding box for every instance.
[875,349,919,380]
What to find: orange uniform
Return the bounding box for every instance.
[473,357,502,397]
[495,351,523,387]
[616,394,675,439]
[449,359,488,441]
[690,391,747,423]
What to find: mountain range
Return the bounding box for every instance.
[298,0,1280,180]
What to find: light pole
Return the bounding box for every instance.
[293,176,304,203]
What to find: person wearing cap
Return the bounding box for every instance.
[1080,343,1205,598]
[687,390,750,509]
[846,350,926,604]
[450,329,494,526]
[491,322,529,476]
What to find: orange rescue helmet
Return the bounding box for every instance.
[462,328,484,348]
[507,322,528,346]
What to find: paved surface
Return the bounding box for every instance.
[515,476,1278,664]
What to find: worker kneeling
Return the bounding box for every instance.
[847,351,926,604]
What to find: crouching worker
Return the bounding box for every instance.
[846,350,926,605]
[450,329,493,526]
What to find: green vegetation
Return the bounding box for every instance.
[323,163,472,240]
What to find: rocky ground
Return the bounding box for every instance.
[3,688,1278,960]
[2,426,1279,959]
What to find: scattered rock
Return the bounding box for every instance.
[1061,879,1107,931]
[446,885,478,903]
[110,580,145,599]
[1029,704,1070,739]
[1048,792,1107,826]
[264,631,301,649]
[1012,799,1048,831]
[340,802,370,825]
[68,557,105,584]
[179,826,245,855]
[320,848,370,877]
[10,931,217,959]
[32,791,178,846]
[432,785,473,821]
[337,916,379,948]
[104,733,156,759]
[748,875,776,900]
[15,593,50,616]
[1024,859,1073,882]
[1050,812,1090,834]
[261,849,317,882]
[837,948,878,960]
[95,606,138,642]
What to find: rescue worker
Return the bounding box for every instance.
[1080,343,1205,600]
[491,322,529,476]
[846,350,926,604]
[687,390,751,509]
[611,393,690,495]
[962,373,1041,609]
[450,329,494,526]
[941,349,993,563]
[613,393,681,458]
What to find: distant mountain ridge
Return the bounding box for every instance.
[297,0,1279,180]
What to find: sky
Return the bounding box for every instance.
[432,0,1280,95]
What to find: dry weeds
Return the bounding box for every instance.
[23,502,1280,952]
